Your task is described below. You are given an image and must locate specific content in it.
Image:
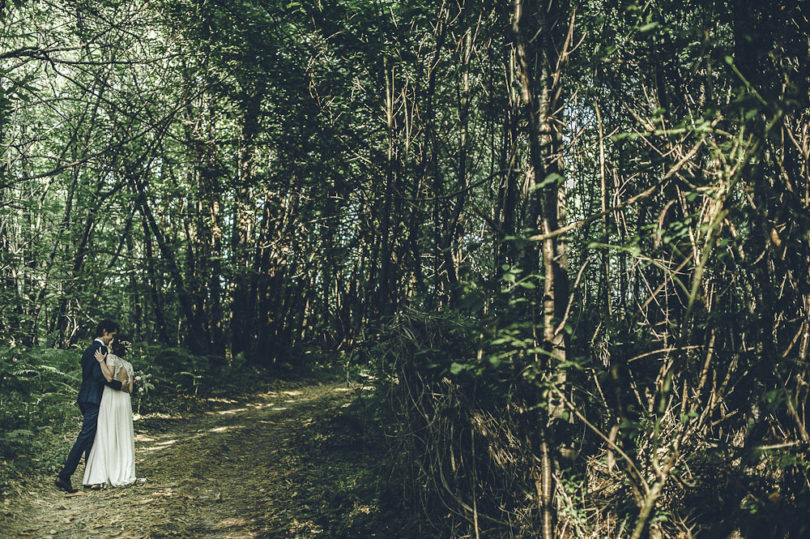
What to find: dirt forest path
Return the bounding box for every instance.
[1,380,400,538]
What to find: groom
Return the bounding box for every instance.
[55,319,124,493]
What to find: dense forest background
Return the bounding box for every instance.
[1,0,808,537]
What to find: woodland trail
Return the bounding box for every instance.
[1,381,398,538]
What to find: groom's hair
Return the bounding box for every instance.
[94,319,120,337]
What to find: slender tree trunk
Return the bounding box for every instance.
[231,81,265,356]
[377,58,397,318]
[595,103,612,316]
[55,178,106,348]
[421,7,449,308]
[511,0,570,535]
[130,172,207,354]
[444,19,474,306]
[496,43,521,275]
[141,212,170,344]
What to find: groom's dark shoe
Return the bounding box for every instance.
[55,475,77,493]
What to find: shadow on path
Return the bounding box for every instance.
[1,381,404,538]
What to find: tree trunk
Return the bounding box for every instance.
[231,81,265,357]
[141,212,170,344]
[511,0,570,535]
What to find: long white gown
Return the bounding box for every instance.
[82,353,136,487]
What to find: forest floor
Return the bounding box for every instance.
[0,379,408,538]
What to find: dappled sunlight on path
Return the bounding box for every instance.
[1,382,390,538]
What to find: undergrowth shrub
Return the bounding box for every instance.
[371,306,810,538]
[372,308,553,537]
[0,346,79,495]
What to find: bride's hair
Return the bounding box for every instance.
[112,337,130,357]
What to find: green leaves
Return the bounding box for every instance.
[499,264,543,293]
[530,172,565,191]
[1,428,34,440]
[587,240,641,259]
[449,361,470,375]
[638,21,660,34]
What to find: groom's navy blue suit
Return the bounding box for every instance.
[58,339,123,482]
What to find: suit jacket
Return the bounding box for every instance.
[77,339,123,405]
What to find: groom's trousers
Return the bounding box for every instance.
[59,403,99,480]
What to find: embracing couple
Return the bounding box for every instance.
[54,319,137,493]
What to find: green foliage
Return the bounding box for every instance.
[0,346,80,492]
[0,0,808,535]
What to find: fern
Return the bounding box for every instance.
[1,429,34,440]
[38,364,79,382]
[9,368,38,378]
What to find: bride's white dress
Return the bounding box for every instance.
[82,353,136,487]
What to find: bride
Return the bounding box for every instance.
[83,337,136,488]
